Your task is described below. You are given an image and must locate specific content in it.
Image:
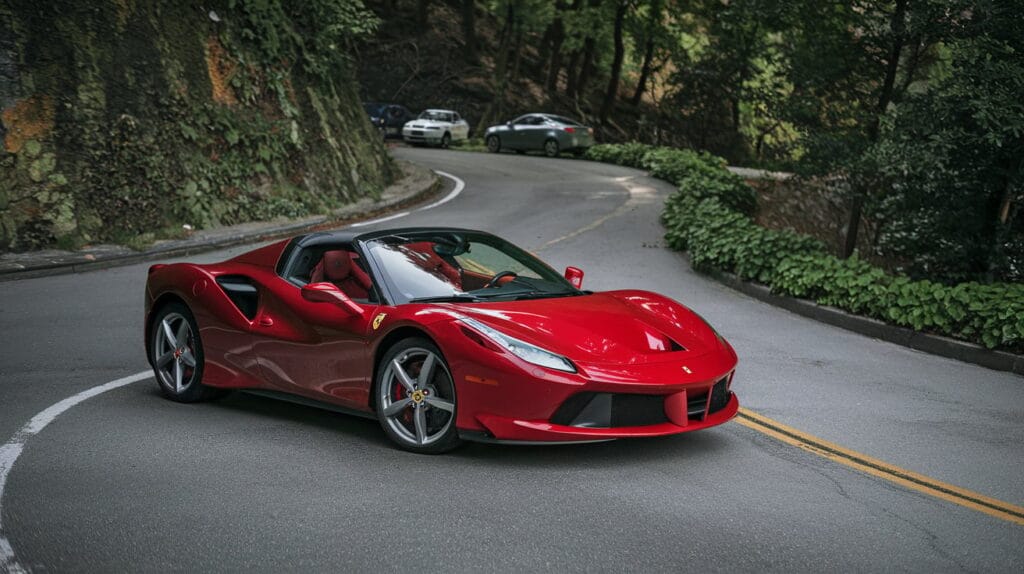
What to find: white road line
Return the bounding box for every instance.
[350,170,466,227]
[349,211,410,227]
[0,370,152,573]
[418,170,465,210]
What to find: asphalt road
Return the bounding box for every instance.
[1,147,1022,572]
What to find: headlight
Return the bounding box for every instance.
[460,317,576,373]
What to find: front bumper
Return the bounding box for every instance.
[464,393,738,444]
[403,129,443,144]
[435,320,739,443]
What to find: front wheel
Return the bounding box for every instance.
[440,133,451,149]
[544,138,560,158]
[375,338,461,454]
[149,302,222,402]
[486,135,501,153]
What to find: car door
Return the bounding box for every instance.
[505,115,534,149]
[523,115,550,150]
[251,266,379,410]
[452,113,469,140]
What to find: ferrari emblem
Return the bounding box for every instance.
[411,389,426,404]
[681,365,692,374]
[372,313,387,330]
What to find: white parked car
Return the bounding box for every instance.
[402,109,470,148]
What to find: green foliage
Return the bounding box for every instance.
[866,4,1024,283]
[591,142,1024,353]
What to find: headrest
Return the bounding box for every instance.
[322,250,353,282]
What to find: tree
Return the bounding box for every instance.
[599,0,631,124]
[869,1,1024,282]
[461,0,478,62]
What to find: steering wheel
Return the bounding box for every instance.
[483,270,518,288]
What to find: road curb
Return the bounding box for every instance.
[707,269,1024,376]
[0,161,441,282]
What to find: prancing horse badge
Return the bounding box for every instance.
[372,313,387,330]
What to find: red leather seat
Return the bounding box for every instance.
[311,250,373,300]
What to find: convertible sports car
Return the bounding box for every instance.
[145,227,739,453]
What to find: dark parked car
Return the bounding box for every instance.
[484,113,595,157]
[363,103,414,138]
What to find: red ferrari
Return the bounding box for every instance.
[145,227,739,453]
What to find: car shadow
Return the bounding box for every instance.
[145,386,735,467]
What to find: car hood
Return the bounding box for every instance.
[446,290,726,366]
[405,119,451,128]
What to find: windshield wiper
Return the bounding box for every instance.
[408,294,483,303]
[512,290,582,301]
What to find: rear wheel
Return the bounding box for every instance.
[544,138,560,158]
[375,338,461,454]
[149,302,223,402]
[486,135,501,153]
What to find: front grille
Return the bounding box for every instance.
[551,377,732,429]
[550,392,669,428]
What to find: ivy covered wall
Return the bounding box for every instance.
[0,0,393,251]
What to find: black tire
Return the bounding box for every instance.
[149,301,224,402]
[486,135,501,153]
[543,138,560,158]
[375,337,462,454]
[440,132,451,149]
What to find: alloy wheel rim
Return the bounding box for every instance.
[379,348,455,446]
[487,137,498,152]
[153,312,198,393]
[545,141,557,156]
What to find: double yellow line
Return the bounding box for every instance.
[736,408,1024,526]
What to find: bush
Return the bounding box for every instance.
[589,142,1024,352]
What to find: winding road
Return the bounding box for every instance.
[0,148,1022,572]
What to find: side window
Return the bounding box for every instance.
[453,113,461,122]
[513,115,534,125]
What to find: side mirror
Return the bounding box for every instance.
[564,266,584,289]
[301,282,364,317]
[506,121,514,128]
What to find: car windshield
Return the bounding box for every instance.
[363,231,580,304]
[363,103,385,116]
[419,110,454,122]
[546,115,584,127]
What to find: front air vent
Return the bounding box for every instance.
[550,392,670,428]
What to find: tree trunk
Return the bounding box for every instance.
[630,36,655,105]
[565,50,581,98]
[576,36,596,99]
[599,1,628,124]
[416,0,430,31]
[479,2,515,129]
[545,12,566,94]
[842,0,907,258]
[461,0,477,62]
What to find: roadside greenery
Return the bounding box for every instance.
[586,143,1024,353]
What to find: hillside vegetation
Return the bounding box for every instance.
[0,0,394,251]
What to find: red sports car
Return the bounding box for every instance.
[145,227,739,453]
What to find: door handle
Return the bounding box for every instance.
[258,316,274,327]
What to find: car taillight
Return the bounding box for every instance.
[563,127,575,133]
